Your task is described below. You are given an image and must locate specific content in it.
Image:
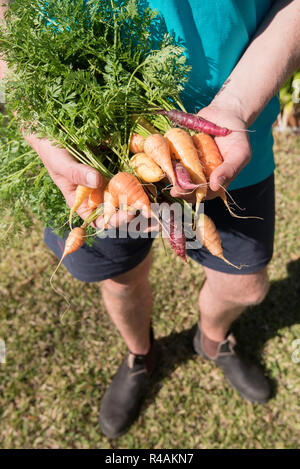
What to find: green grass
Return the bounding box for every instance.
[0,133,300,449]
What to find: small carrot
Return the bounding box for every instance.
[51,227,86,277]
[130,152,165,183]
[164,128,207,211]
[130,133,145,154]
[50,227,86,306]
[62,227,86,260]
[69,185,93,229]
[156,109,232,136]
[197,214,240,269]
[144,134,177,187]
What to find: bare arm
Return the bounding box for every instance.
[212,0,300,127]
[192,0,300,194]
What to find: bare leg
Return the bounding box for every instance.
[194,267,272,404]
[101,251,152,355]
[198,267,269,342]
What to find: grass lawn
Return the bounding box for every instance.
[0,132,300,449]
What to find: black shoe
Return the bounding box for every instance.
[193,323,271,404]
[99,332,156,438]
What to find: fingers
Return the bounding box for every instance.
[95,211,160,233]
[209,162,235,191]
[95,211,136,230]
[209,139,251,191]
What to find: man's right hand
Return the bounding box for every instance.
[25,133,104,221]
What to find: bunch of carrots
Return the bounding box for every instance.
[63,111,242,270]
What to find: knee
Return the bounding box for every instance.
[212,273,270,307]
[101,276,140,298]
[239,280,269,306]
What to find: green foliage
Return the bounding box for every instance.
[0,111,79,245]
[0,0,190,242]
[280,69,300,112]
[0,0,189,174]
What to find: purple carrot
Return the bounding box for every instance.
[172,161,200,190]
[166,211,187,262]
[156,109,231,137]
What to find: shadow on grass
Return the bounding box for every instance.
[143,258,300,408]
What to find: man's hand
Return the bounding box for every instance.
[170,102,252,201]
[197,103,252,199]
[25,133,104,221]
[25,133,141,230]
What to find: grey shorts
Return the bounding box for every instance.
[44,174,275,282]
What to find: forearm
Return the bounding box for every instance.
[212,0,300,126]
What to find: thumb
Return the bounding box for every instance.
[65,162,102,189]
[209,161,238,192]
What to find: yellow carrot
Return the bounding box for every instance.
[130,152,165,183]
[69,185,93,229]
[144,134,177,187]
[197,213,240,269]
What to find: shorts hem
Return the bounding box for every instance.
[188,254,273,275]
[60,248,152,283]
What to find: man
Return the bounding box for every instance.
[1,1,300,439]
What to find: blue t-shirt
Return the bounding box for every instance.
[148,0,279,189]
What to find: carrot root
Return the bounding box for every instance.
[49,226,86,323]
[219,188,263,220]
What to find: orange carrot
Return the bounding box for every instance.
[69,185,93,229]
[130,133,145,154]
[50,227,86,298]
[107,172,151,217]
[144,134,177,187]
[62,227,86,261]
[192,133,223,177]
[164,128,207,211]
[197,214,240,269]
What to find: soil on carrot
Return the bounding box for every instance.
[0,133,300,449]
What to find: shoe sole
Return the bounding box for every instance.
[99,421,131,439]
